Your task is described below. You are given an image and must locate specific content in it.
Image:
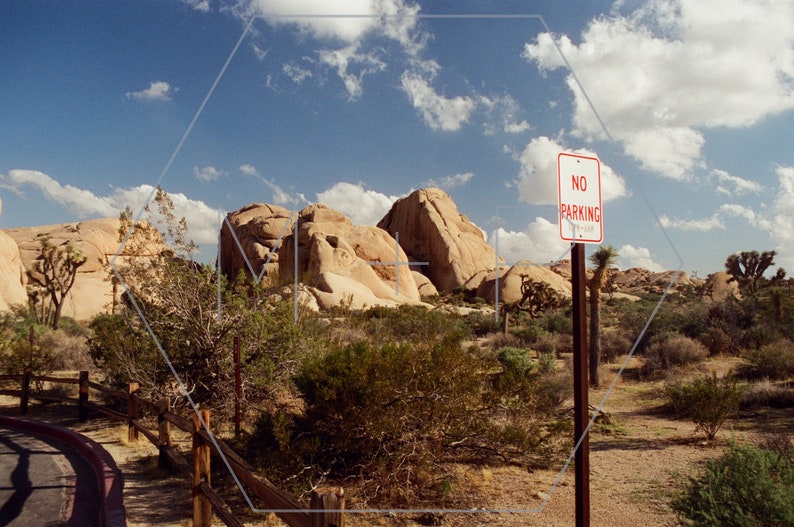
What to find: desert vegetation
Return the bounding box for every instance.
[2,198,794,525]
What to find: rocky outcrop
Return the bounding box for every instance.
[3,218,126,321]
[477,264,572,304]
[278,204,423,310]
[219,203,295,282]
[0,230,27,311]
[377,188,496,293]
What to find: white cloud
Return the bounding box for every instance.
[659,213,725,232]
[282,62,312,84]
[423,172,474,190]
[316,182,400,225]
[318,42,386,100]
[125,81,178,102]
[480,93,530,136]
[1,169,219,245]
[617,244,665,272]
[523,0,794,180]
[489,219,570,266]
[182,0,210,12]
[710,169,764,196]
[515,136,628,205]
[245,0,421,45]
[400,71,476,131]
[239,164,306,206]
[751,165,794,270]
[193,166,226,182]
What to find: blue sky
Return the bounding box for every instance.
[2,0,794,276]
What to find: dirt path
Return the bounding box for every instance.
[2,357,775,527]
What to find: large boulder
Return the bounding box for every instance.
[0,231,27,311]
[2,218,163,322]
[377,188,496,293]
[278,204,423,310]
[477,264,572,304]
[4,219,121,321]
[220,203,295,282]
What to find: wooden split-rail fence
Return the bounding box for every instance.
[0,369,345,527]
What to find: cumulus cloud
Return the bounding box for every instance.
[522,0,794,180]
[659,214,725,232]
[245,0,421,46]
[423,172,474,190]
[751,165,794,270]
[489,218,570,266]
[316,182,400,225]
[193,166,226,182]
[400,71,477,131]
[1,169,220,245]
[617,244,665,272]
[125,81,178,101]
[515,136,628,205]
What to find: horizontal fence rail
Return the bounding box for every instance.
[0,370,344,527]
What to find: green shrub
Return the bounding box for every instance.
[666,372,742,440]
[671,442,794,526]
[641,334,708,379]
[742,339,794,380]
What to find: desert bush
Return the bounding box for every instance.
[740,380,794,409]
[532,332,572,358]
[666,372,743,440]
[698,326,733,356]
[250,332,567,506]
[39,329,93,371]
[641,333,708,379]
[353,304,466,345]
[741,339,794,380]
[671,442,794,526]
[600,329,633,363]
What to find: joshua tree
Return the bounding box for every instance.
[725,250,784,295]
[27,237,87,329]
[588,245,618,388]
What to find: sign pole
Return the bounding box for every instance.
[572,242,590,527]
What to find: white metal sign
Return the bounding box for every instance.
[558,152,603,243]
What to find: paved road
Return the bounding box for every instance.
[0,426,99,527]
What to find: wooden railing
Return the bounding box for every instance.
[0,370,345,527]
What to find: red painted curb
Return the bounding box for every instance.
[0,416,127,527]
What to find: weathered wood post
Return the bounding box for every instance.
[193,409,212,527]
[158,398,172,469]
[128,382,139,443]
[310,487,345,527]
[234,335,241,437]
[78,370,89,422]
[20,367,31,415]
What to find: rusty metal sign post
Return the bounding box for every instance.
[571,242,590,527]
[558,152,602,527]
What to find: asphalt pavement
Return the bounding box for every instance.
[0,417,126,527]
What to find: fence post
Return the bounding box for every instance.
[20,367,31,416]
[79,371,89,422]
[234,335,241,437]
[158,398,172,470]
[310,487,345,527]
[192,409,212,527]
[128,382,139,443]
